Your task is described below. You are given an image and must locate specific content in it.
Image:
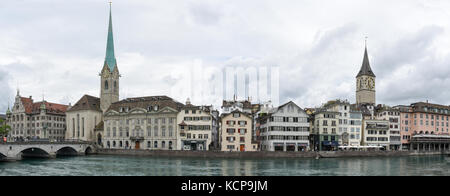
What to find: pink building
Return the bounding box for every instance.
[396,102,450,150]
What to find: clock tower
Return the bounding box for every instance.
[100,4,120,113]
[356,45,376,105]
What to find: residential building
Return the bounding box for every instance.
[322,100,363,147]
[258,101,310,151]
[376,105,401,150]
[103,96,184,150]
[177,99,213,151]
[311,110,340,151]
[6,91,68,142]
[361,119,390,149]
[220,110,257,152]
[356,104,390,149]
[210,109,220,150]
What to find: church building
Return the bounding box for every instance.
[65,4,120,145]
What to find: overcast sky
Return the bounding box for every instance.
[1,0,450,112]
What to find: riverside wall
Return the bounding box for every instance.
[96,149,450,159]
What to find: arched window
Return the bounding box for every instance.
[104,80,109,90]
[162,141,166,149]
[114,81,117,92]
[169,141,173,150]
[107,141,110,148]
[147,141,151,148]
[126,141,129,148]
[119,141,123,147]
[113,141,116,147]
[154,141,158,148]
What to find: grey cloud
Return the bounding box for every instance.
[0,68,14,113]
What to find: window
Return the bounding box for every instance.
[104,80,109,90]
[154,126,159,137]
[169,126,173,137]
[82,117,85,137]
[147,126,151,137]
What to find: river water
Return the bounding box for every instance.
[0,155,449,176]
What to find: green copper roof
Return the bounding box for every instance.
[104,5,117,72]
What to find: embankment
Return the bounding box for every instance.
[96,149,450,159]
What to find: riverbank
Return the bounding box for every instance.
[97,149,450,159]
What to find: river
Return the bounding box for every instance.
[0,155,449,176]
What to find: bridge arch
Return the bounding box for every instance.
[20,147,50,159]
[56,146,78,156]
[85,146,94,155]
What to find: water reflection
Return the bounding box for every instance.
[0,155,449,176]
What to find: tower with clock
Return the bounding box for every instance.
[356,44,376,105]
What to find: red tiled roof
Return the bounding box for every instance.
[20,97,68,115]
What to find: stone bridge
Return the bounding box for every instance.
[0,141,96,161]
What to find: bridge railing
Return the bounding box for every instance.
[0,140,93,145]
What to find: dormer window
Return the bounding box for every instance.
[154,106,158,111]
[148,106,153,112]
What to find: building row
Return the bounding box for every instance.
[4,5,450,152]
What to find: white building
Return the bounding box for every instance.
[376,105,401,150]
[177,99,213,151]
[103,96,184,150]
[258,101,310,151]
[322,100,363,147]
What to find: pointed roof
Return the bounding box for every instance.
[104,4,117,72]
[356,46,376,78]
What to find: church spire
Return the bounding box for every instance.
[356,40,376,78]
[104,2,117,72]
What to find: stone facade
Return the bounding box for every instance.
[65,95,103,144]
[356,46,376,105]
[103,96,184,150]
[6,91,68,142]
[356,76,376,105]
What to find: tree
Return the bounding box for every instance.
[0,118,11,138]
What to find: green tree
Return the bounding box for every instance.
[0,118,11,138]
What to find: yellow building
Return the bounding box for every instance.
[220,110,257,152]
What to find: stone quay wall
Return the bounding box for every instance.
[96,149,450,159]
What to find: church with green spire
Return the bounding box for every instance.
[100,3,120,113]
[65,4,120,144]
